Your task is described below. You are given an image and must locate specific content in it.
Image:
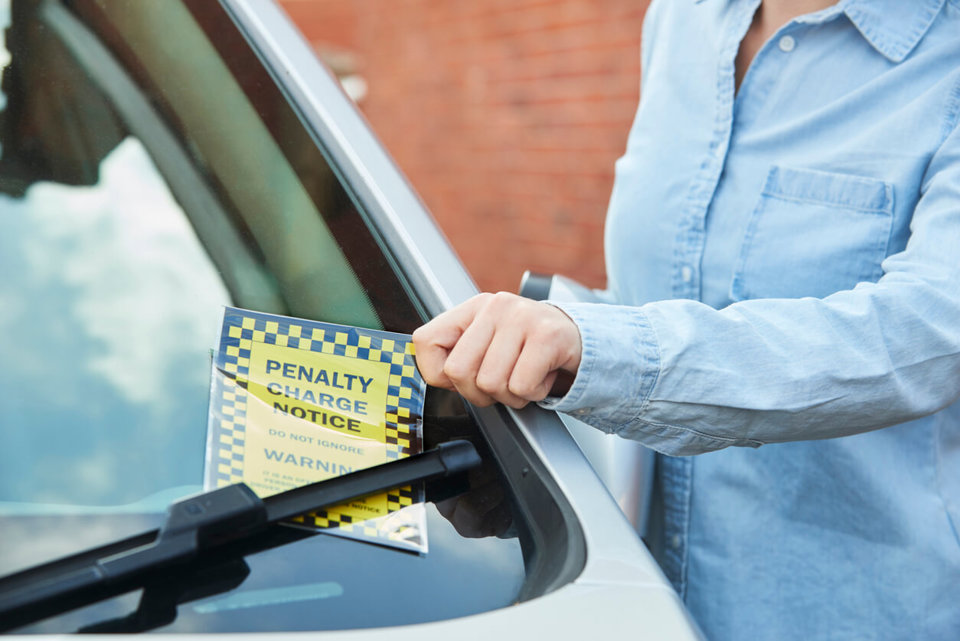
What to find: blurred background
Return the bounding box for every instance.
[278,0,652,293]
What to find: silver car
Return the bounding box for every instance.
[0,0,699,637]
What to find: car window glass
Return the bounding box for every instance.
[0,0,534,633]
[76,0,383,328]
[0,137,228,506]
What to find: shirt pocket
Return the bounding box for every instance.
[730,166,894,301]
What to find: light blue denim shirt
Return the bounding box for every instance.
[541,0,960,638]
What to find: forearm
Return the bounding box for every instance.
[544,268,960,455]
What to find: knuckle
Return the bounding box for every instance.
[520,304,551,331]
[475,372,505,396]
[417,363,447,387]
[475,292,495,307]
[411,326,427,343]
[422,369,446,387]
[533,316,570,347]
[507,378,537,400]
[442,358,470,382]
[488,291,517,311]
[527,317,550,339]
[536,313,562,336]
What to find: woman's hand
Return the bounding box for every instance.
[412,292,582,408]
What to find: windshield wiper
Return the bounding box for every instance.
[0,440,481,633]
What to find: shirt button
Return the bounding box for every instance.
[671,534,682,549]
[778,35,796,52]
[680,266,693,283]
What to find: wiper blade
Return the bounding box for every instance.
[0,440,481,632]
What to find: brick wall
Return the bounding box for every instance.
[280,0,650,293]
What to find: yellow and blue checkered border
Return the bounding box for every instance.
[205,307,426,547]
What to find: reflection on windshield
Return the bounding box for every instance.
[0,1,531,632]
[0,138,230,506]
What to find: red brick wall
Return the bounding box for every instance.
[280,0,650,293]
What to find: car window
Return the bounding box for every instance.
[0,1,233,507]
[0,0,545,633]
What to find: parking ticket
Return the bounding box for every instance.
[204,307,428,553]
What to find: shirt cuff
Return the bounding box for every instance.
[537,301,661,432]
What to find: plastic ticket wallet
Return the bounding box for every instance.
[205,307,428,553]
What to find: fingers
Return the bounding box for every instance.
[438,301,500,406]
[412,292,582,408]
[473,325,529,409]
[509,317,580,399]
[509,346,561,401]
[412,294,491,391]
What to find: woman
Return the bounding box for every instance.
[414,1,960,639]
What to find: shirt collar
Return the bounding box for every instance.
[839,0,944,62]
[694,0,944,63]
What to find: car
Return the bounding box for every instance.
[0,0,700,637]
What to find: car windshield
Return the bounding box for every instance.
[0,0,542,633]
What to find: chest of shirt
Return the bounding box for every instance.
[605,0,960,309]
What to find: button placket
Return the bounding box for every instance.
[673,5,748,301]
[659,455,694,597]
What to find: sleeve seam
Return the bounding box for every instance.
[934,74,960,161]
[920,72,960,196]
